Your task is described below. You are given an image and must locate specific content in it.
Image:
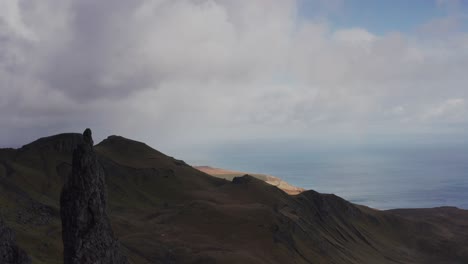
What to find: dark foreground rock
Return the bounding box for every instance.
[60,129,128,264]
[0,218,31,264]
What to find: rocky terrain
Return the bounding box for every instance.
[0,132,468,263]
[60,129,128,264]
[0,217,31,264]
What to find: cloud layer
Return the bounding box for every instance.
[1,0,468,149]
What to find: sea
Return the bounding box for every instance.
[181,140,468,210]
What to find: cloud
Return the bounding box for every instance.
[332,28,377,45]
[1,0,468,148]
[421,98,467,123]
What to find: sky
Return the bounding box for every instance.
[1,0,468,154]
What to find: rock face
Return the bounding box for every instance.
[0,218,31,264]
[232,174,256,184]
[60,129,128,264]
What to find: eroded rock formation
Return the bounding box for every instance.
[60,128,128,264]
[0,217,31,264]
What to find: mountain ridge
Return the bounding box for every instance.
[0,132,467,263]
[194,165,305,195]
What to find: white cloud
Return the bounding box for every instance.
[0,0,36,40]
[332,28,377,46]
[0,0,468,147]
[390,106,405,116]
[421,98,467,122]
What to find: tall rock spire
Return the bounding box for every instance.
[60,129,128,264]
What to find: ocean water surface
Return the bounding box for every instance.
[184,141,468,210]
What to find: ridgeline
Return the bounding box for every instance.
[0,131,467,263]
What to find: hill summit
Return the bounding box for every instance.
[0,131,467,263]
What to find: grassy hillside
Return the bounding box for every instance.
[0,133,467,263]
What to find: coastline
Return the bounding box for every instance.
[194,165,305,195]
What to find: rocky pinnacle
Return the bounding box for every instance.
[60,128,128,264]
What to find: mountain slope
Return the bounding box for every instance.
[194,166,304,195]
[0,133,467,263]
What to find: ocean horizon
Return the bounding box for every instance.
[182,141,468,210]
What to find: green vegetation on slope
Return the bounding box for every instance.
[0,133,467,263]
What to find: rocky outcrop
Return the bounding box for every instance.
[195,166,305,195]
[232,174,256,184]
[263,175,304,195]
[60,129,128,264]
[0,217,31,264]
[16,198,52,226]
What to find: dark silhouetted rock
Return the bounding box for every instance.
[60,129,128,264]
[83,128,93,146]
[232,174,256,184]
[0,217,31,264]
[20,133,84,154]
[174,159,188,166]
